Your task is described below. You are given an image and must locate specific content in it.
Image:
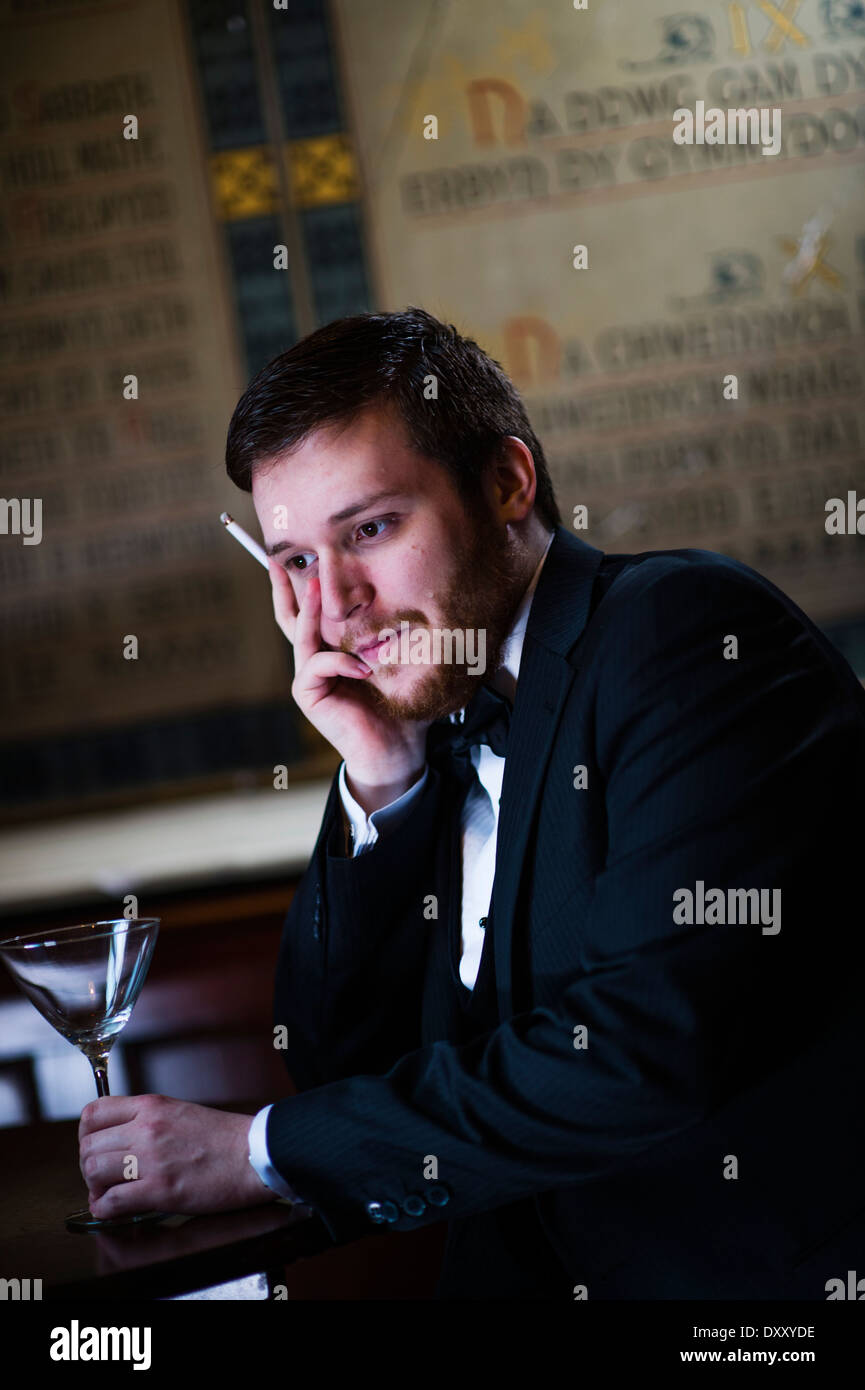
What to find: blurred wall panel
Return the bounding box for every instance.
[0,0,307,817]
[331,0,865,672]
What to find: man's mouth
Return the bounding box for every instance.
[354,636,389,663]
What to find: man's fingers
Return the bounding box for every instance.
[294,650,372,700]
[292,575,322,668]
[79,1095,141,1138]
[269,568,371,696]
[81,1146,132,1196]
[268,559,299,643]
[80,1120,138,1168]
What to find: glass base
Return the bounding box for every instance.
[65,1207,169,1233]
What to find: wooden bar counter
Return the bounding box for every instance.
[0,1102,332,1300]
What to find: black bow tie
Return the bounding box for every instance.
[427,683,512,765]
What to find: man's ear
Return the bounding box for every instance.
[493,437,537,524]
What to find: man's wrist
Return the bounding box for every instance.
[247,1105,304,1203]
[244,1114,280,1203]
[344,759,425,816]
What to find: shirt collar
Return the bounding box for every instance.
[450,530,554,721]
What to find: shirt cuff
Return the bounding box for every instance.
[338,760,429,855]
[248,1104,305,1203]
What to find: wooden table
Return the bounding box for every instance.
[0,1105,333,1300]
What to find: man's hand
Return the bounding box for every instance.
[270,562,430,813]
[78,1094,280,1219]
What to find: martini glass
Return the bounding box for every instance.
[0,917,165,1232]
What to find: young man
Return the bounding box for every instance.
[79,308,865,1300]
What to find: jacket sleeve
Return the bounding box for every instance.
[272,759,448,1093]
[266,558,865,1243]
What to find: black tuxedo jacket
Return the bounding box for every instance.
[267,526,865,1299]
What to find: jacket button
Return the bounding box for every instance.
[365,1199,400,1224]
[426,1184,450,1207]
[402,1194,426,1217]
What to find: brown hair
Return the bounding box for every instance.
[225,305,561,529]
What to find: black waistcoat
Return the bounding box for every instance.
[420,757,571,1299]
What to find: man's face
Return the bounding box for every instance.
[252,404,524,722]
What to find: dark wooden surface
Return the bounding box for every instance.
[0,1103,333,1299]
[0,879,448,1297]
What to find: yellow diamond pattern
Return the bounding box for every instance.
[288,133,359,208]
[210,146,278,220]
[210,136,359,220]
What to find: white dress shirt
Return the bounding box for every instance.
[248,533,555,1201]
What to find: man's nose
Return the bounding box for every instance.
[317,557,368,625]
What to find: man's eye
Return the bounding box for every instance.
[287,518,394,570]
[357,518,391,540]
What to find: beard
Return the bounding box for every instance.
[336,500,526,724]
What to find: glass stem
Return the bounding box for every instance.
[90,1053,111,1098]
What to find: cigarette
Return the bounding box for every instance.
[219,511,269,570]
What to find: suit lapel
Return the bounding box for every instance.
[492,526,605,1018]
